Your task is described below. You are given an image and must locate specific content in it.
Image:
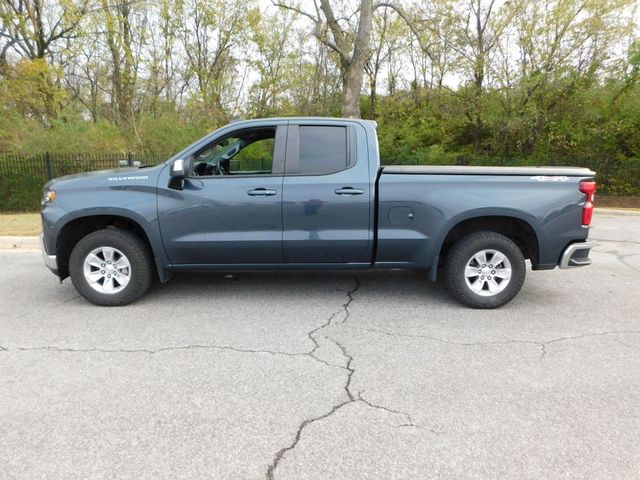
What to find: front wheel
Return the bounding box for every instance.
[69,228,154,306]
[444,231,526,309]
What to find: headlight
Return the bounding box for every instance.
[42,190,56,204]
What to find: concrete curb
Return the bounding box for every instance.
[0,236,40,250]
[595,208,640,215]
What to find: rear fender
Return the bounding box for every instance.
[429,208,544,280]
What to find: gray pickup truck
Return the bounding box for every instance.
[40,117,596,308]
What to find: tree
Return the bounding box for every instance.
[273,0,375,118]
[365,6,403,118]
[493,0,636,156]
[0,57,66,123]
[64,43,109,123]
[99,0,139,126]
[0,0,638,201]
[0,0,88,62]
[144,0,186,113]
[248,7,297,116]
[181,0,251,120]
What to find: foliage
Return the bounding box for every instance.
[0,59,67,126]
[0,169,44,211]
[0,0,638,199]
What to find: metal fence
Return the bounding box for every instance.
[1,152,169,179]
[0,152,169,211]
[1,152,638,212]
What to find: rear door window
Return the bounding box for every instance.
[298,126,349,175]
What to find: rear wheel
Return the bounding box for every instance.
[444,231,526,309]
[69,228,153,306]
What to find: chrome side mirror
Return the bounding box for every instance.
[169,159,186,190]
[171,158,185,177]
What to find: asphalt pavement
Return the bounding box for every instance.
[1,210,639,479]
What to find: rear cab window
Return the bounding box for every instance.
[285,124,356,175]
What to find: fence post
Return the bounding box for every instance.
[45,152,53,180]
[127,151,133,167]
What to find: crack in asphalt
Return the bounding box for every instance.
[265,399,351,480]
[340,277,360,324]
[334,339,355,401]
[592,248,640,274]
[614,338,640,350]
[591,238,640,246]
[356,394,423,430]
[265,276,423,479]
[265,276,360,479]
[306,277,360,358]
[618,258,640,274]
[15,294,82,319]
[265,394,422,480]
[1,279,365,374]
[0,343,340,363]
[4,234,639,477]
[264,394,423,480]
[5,275,404,480]
[0,343,358,375]
[353,326,640,362]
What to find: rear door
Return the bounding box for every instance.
[281,121,372,263]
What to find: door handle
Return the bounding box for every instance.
[334,187,364,196]
[247,188,277,196]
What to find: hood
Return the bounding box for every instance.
[44,165,163,190]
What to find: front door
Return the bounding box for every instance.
[158,125,286,265]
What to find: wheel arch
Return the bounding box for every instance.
[55,211,169,282]
[433,212,541,279]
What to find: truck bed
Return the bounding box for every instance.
[382,165,596,176]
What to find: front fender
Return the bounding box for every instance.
[45,206,170,283]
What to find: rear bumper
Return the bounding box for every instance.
[559,241,592,269]
[39,232,58,274]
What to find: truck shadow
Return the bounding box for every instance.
[143,269,458,308]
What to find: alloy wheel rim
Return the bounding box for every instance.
[464,249,512,297]
[83,246,131,294]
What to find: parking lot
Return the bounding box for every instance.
[1,210,639,479]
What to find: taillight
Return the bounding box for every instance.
[579,181,596,226]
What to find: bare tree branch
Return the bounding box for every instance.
[374,2,435,62]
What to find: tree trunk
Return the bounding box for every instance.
[342,0,373,118]
[104,0,135,126]
[472,0,486,153]
[369,77,377,118]
[121,2,133,124]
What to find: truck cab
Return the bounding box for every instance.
[157,118,376,266]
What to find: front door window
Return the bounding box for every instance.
[191,128,276,177]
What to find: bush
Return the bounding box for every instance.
[0,170,44,211]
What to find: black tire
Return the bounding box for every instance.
[444,231,526,309]
[69,228,154,306]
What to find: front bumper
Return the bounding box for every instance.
[39,232,58,273]
[559,241,592,269]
